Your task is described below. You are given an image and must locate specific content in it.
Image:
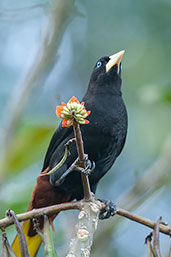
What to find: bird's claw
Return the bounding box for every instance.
[99,200,116,220]
[77,154,95,176]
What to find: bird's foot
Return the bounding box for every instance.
[99,200,116,220]
[55,157,79,185]
[55,155,95,186]
[75,154,95,176]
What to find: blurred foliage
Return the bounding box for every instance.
[0,0,171,256]
[3,123,54,176]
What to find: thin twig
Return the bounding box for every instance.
[73,120,92,200]
[168,241,171,257]
[153,217,162,257]
[116,207,171,236]
[145,235,153,257]
[6,210,30,257]
[1,229,17,257]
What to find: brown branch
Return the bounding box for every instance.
[116,207,171,236]
[0,201,81,229]
[153,217,162,257]
[0,202,171,238]
[73,120,92,200]
[6,210,30,257]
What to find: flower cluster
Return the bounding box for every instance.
[56,96,91,127]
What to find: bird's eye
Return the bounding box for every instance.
[96,61,102,68]
[120,63,122,70]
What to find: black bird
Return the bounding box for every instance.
[12,50,128,257]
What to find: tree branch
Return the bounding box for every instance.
[66,199,102,257]
[0,202,171,237]
[0,202,81,229]
[116,208,171,236]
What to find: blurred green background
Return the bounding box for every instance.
[0,0,171,256]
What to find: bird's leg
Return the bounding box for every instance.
[55,158,79,185]
[74,154,95,176]
[55,154,95,185]
[99,200,116,219]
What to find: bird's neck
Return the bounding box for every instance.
[84,86,122,101]
[85,80,122,97]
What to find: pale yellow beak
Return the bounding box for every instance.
[106,50,125,73]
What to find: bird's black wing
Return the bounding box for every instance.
[41,123,73,172]
[90,131,126,183]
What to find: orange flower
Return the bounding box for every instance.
[56,96,91,127]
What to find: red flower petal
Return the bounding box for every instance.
[56,96,91,127]
[68,96,80,104]
[62,119,69,127]
[86,111,91,116]
[56,106,63,117]
[84,120,89,124]
[62,119,73,127]
[62,102,66,107]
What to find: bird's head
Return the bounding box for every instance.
[88,50,125,95]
